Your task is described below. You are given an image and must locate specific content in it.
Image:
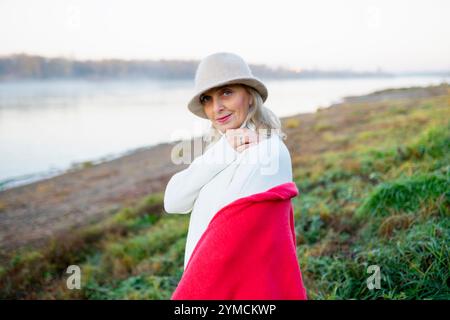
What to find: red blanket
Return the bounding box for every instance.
[171,182,307,300]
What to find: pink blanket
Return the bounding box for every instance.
[171,182,307,300]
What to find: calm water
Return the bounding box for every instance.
[0,76,448,190]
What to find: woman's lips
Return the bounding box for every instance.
[216,113,232,123]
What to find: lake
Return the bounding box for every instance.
[0,76,448,190]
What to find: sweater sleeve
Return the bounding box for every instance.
[164,135,238,214]
[217,134,293,209]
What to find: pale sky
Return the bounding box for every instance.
[1,0,449,72]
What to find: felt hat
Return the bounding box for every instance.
[187,52,268,119]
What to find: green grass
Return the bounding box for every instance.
[0,192,187,299]
[293,118,449,299]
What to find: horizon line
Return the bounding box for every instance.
[1,51,449,75]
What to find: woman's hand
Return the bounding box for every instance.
[225,128,260,153]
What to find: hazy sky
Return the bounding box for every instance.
[1,0,449,72]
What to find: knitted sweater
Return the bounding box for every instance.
[164,129,293,270]
[171,182,307,300]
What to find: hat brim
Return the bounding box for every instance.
[187,77,268,119]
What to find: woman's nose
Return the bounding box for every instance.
[213,97,225,113]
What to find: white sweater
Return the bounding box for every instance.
[164,131,293,270]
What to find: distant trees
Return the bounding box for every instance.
[0,54,199,80]
[0,54,395,81]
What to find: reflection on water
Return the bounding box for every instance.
[0,76,448,190]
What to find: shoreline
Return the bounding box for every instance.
[0,142,169,192]
[2,77,448,192]
[0,82,448,253]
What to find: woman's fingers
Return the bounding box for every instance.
[236,142,257,153]
[225,128,259,151]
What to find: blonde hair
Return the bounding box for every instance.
[202,85,287,151]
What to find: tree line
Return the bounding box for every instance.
[0,53,394,81]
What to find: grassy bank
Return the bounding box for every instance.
[1,83,449,299]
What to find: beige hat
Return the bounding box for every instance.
[187,52,268,119]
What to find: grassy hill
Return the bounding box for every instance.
[1,83,449,299]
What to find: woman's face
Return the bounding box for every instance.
[200,84,253,133]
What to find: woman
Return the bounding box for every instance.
[165,52,306,299]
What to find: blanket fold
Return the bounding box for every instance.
[171,182,307,300]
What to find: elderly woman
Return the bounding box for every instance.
[164,52,306,300]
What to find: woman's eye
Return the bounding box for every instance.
[200,96,210,104]
[201,90,231,104]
